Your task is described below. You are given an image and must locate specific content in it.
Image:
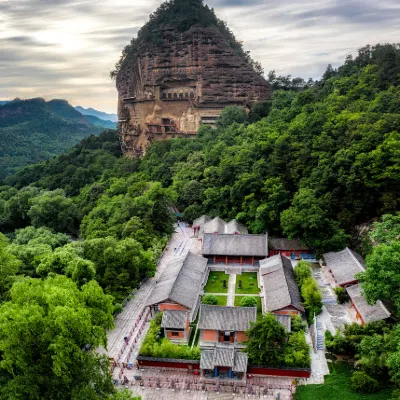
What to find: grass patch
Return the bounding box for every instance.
[235,272,259,294]
[204,271,229,293]
[234,295,262,316]
[294,362,393,400]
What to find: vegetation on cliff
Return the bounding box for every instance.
[111,0,264,79]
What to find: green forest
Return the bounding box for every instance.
[1,43,400,397]
[0,98,111,181]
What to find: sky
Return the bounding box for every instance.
[1,0,399,113]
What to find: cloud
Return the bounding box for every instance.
[0,0,399,112]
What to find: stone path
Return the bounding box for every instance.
[227,274,236,306]
[105,223,197,377]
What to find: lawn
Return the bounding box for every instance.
[294,363,393,400]
[234,295,262,316]
[201,295,227,306]
[235,272,259,294]
[204,271,229,293]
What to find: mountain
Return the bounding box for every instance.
[113,0,270,156]
[84,115,117,129]
[0,98,107,180]
[75,106,118,122]
[0,101,9,106]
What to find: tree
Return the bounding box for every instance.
[294,260,312,287]
[27,189,77,233]
[13,226,70,249]
[202,294,219,305]
[246,313,287,366]
[357,241,400,307]
[369,214,400,245]
[240,296,257,307]
[0,234,21,299]
[300,277,323,321]
[0,275,115,400]
[216,105,247,128]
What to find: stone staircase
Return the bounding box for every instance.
[316,320,324,351]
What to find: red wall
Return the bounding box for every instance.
[137,358,311,378]
[248,366,311,378]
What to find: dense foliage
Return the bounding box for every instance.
[246,313,310,368]
[111,0,263,78]
[139,313,201,360]
[136,43,400,254]
[0,98,109,180]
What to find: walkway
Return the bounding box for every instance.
[227,274,236,306]
[105,223,197,378]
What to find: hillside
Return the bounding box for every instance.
[0,98,105,180]
[1,42,400,399]
[75,106,118,122]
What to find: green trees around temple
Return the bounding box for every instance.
[246,313,310,368]
[202,294,219,305]
[0,275,116,400]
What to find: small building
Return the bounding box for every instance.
[146,252,208,322]
[200,345,248,380]
[346,284,391,325]
[323,247,366,287]
[201,233,268,266]
[198,305,257,349]
[269,238,314,261]
[193,215,248,237]
[161,310,190,344]
[259,255,305,316]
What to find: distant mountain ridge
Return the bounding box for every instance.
[0,98,110,180]
[75,106,118,122]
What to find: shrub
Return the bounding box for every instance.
[294,260,312,286]
[202,294,219,305]
[325,330,350,355]
[334,286,349,304]
[291,315,307,332]
[240,296,257,307]
[351,371,380,393]
[301,277,323,322]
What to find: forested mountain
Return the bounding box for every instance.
[1,43,400,398]
[0,98,105,180]
[75,105,118,122]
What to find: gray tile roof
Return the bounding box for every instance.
[198,305,257,331]
[193,215,211,227]
[323,247,366,286]
[260,255,305,313]
[201,217,248,235]
[346,284,390,323]
[146,252,208,310]
[161,310,188,329]
[269,238,310,251]
[202,234,268,257]
[200,346,248,372]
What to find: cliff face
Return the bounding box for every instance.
[116,2,271,156]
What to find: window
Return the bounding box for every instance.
[185,92,189,98]
[171,331,180,337]
[168,93,172,99]
[173,93,178,99]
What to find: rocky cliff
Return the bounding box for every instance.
[114,0,271,155]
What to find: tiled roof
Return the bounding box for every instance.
[269,238,310,251]
[198,305,256,331]
[201,217,248,235]
[202,234,268,257]
[347,284,390,323]
[146,252,208,309]
[200,346,248,372]
[323,247,366,286]
[193,215,211,227]
[260,255,305,313]
[161,310,188,329]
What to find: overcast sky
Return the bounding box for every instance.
[1,0,399,113]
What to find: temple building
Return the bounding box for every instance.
[201,233,268,266]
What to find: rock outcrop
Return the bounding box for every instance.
[115,0,271,156]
